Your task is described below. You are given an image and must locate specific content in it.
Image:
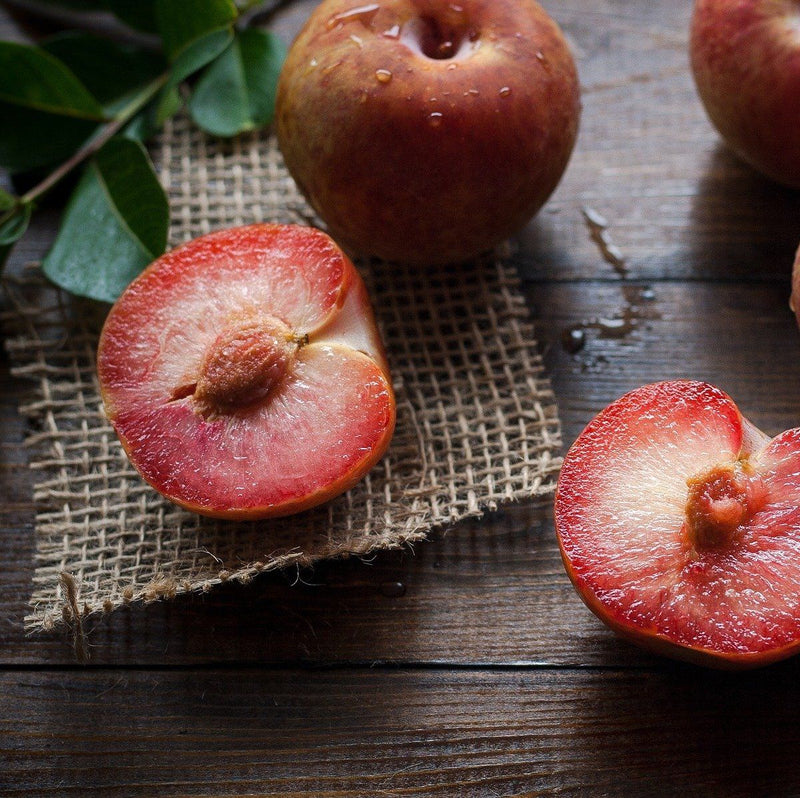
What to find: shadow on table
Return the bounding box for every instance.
[687,144,800,283]
[560,656,800,795]
[61,502,565,666]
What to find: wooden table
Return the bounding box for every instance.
[4,1,800,794]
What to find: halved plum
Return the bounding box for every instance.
[97,224,396,520]
[555,380,800,669]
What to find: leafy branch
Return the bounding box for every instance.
[0,0,287,302]
[21,68,169,206]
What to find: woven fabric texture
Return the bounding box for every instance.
[4,114,562,634]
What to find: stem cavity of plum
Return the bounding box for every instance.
[399,14,480,61]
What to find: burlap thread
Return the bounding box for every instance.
[4,114,562,640]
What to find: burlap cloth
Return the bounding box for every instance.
[3,114,562,643]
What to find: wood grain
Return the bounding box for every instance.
[520,0,800,284]
[3,666,799,796]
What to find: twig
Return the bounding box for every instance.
[20,70,169,207]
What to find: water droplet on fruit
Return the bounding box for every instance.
[322,60,343,76]
[326,3,380,30]
[428,111,443,127]
[375,68,392,84]
[447,62,458,70]
[464,88,479,97]
[499,86,512,98]
[382,24,400,38]
[350,34,364,48]
[536,51,551,72]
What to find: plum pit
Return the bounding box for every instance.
[191,317,300,418]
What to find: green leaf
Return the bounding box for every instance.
[124,87,182,142]
[0,203,32,245]
[0,102,98,173]
[170,27,235,84]
[155,27,233,125]
[0,41,109,173]
[155,0,238,62]
[0,188,16,212]
[189,29,286,137]
[152,0,239,125]
[0,41,106,120]
[42,33,166,114]
[106,0,159,32]
[42,137,169,302]
[0,203,32,269]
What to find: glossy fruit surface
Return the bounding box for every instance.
[555,380,800,669]
[690,0,800,188]
[791,241,800,327]
[98,224,395,520]
[276,0,580,264]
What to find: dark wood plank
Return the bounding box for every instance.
[534,280,800,444]
[1,503,641,668]
[3,665,799,796]
[518,0,800,284]
[2,0,800,792]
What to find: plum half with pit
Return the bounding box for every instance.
[97,224,396,520]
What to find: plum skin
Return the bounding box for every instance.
[275,0,581,265]
[690,0,800,189]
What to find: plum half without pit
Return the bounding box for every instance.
[556,380,800,670]
[97,224,396,520]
